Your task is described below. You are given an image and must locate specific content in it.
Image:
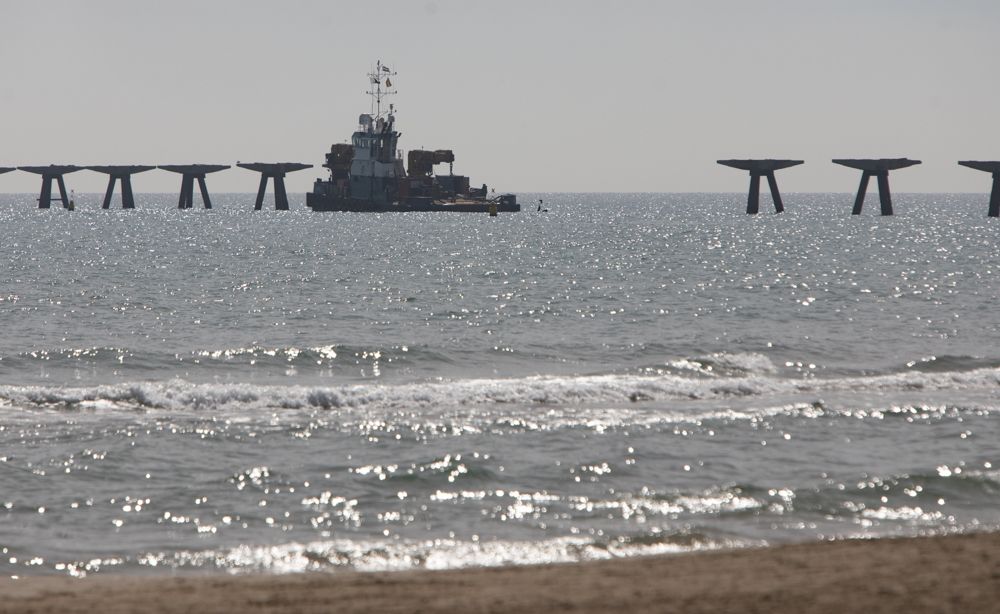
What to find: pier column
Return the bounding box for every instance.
[237,163,312,211]
[56,176,70,208]
[877,172,892,216]
[179,175,194,209]
[852,172,871,215]
[274,175,289,210]
[747,173,761,214]
[992,173,1000,218]
[766,172,784,213]
[716,159,803,214]
[17,166,82,209]
[197,176,213,209]
[40,176,53,208]
[254,174,269,210]
[158,165,231,209]
[103,177,117,209]
[833,159,921,216]
[958,161,1000,217]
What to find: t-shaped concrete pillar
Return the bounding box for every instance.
[832,158,921,216]
[87,165,155,209]
[958,161,1000,217]
[18,165,82,209]
[159,165,231,209]
[237,162,312,210]
[717,159,804,214]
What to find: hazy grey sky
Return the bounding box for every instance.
[1,0,998,194]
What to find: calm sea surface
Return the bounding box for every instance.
[1,192,999,577]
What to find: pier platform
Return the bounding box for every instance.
[832,158,921,216]
[958,161,1000,217]
[717,159,803,214]
[87,165,155,209]
[237,163,312,210]
[159,165,231,209]
[18,165,82,209]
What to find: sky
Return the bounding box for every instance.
[1,0,998,194]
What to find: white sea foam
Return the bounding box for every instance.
[2,365,1000,417]
[666,352,779,376]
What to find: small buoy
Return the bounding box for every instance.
[488,203,498,217]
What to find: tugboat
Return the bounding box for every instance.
[306,61,519,213]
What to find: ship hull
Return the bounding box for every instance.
[306,193,520,213]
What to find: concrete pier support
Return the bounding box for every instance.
[18,165,82,209]
[159,165,231,209]
[832,159,921,216]
[87,166,155,209]
[717,159,803,214]
[958,161,1000,217]
[236,162,312,210]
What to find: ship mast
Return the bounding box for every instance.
[366,60,397,119]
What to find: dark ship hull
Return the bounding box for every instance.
[306,193,520,213]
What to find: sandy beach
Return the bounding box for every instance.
[2,532,998,614]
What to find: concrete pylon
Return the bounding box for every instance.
[87,166,155,209]
[832,158,921,216]
[18,165,83,209]
[717,159,804,214]
[159,165,231,209]
[957,161,1000,217]
[236,162,312,210]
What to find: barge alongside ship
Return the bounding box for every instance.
[307,62,519,213]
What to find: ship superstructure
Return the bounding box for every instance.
[306,62,518,213]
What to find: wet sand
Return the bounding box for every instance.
[2,532,999,614]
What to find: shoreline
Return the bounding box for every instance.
[2,532,998,613]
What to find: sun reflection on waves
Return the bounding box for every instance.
[194,345,339,364]
[130,532,749,576]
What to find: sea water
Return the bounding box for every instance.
[1,192,998,576]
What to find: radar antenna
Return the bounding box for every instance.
[366,60,397,119]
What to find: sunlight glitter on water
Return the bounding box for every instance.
[2,194,1000,576]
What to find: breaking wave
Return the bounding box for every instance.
[2,364,1000,415]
